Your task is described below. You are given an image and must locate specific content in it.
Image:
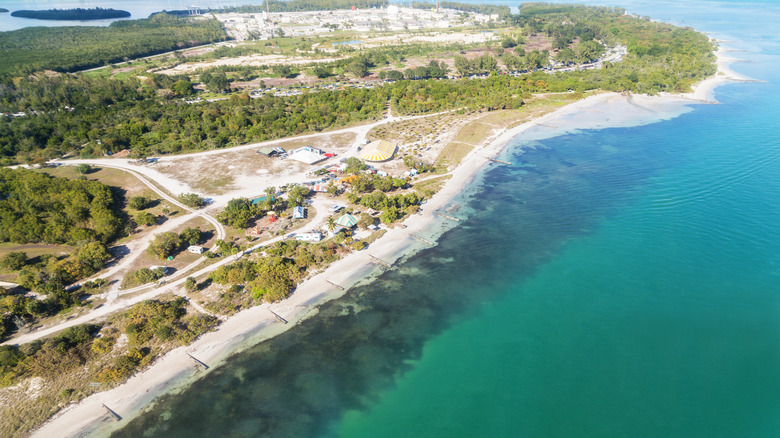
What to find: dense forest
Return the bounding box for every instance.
[0,14,227,76]
[0,4,714,164]
[0,168,122,245]
[0,168,127,343]
[10,8,131,20]
[0,74,534,161]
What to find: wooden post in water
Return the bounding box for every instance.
[269,309,288,324]
[410,234,434,246]
[186,353,209,370]
[101,403,122,422]
[369,254,392,268]
[435,212,460,222]
[327,280,345,290]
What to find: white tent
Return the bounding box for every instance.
[289,147,327,165]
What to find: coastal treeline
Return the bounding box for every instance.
[0,74,529,162]
[0,299,218,437]
[209,243,339,303]
[0,4,714,163]
[517,3,715,93]
[0,76,388,161]
[0,14,227,76]
[10,8,131,20]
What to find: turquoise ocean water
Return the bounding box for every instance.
[109,1,780,437]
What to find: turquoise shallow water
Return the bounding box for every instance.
[336,94,780,438]
[110,1,780,437]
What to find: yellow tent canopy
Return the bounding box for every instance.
[360,140,397,162]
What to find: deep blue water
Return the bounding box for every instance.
[107,1,780,437]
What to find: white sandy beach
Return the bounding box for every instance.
[30,46,749,438]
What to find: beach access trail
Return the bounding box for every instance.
[28,48,750,438]
[3,106,464,346]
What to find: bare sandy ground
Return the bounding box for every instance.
[157,55,341,76]
[31,46,749,438]
[158,30,495,76]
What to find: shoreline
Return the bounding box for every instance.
[30,46,749,438]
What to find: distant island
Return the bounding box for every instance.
[150,10,196,17]
[0,8,9,13]
[11,7,130,21]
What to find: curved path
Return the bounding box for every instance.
[5,106,463,345]
[51,163,227,305]
[3,189,337,345]
[5,226,294,345]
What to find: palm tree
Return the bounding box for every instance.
[326,216,336,233]
[264,186,276,209]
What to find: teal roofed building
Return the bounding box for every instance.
[251,195,276,205]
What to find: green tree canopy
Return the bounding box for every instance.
[147,231,182,259]
[0,169,121,245]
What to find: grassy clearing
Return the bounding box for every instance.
[189,174,235,194]
[361,229,387,245]
[433,92,594,169]
[0,243,75,282]
[477,109,530,125]
[38,166,147,196]
[451,121,493,146]
[277,132,356,152]
[433,110,524,168]
[0,242,74,261]
[435,141,473,169]
[414,175,452,197]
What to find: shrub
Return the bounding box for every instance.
[1,252,27,271]
[122,267,163,288]
[147,231,182,259]
[179,227,202,246]
[178,193,206,208]
[136,211,157,226]
[76,163,92,174]
[128,195,150,210]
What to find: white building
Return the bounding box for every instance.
[188,245,206,254]
[288,146,329,165]
[295,231,323,242]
